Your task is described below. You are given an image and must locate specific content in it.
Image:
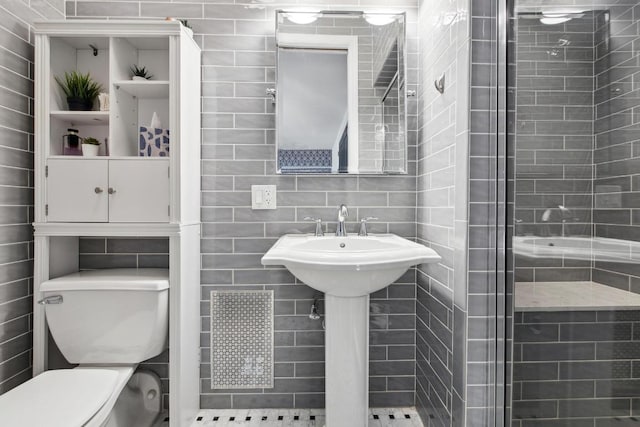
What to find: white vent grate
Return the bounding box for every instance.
[210,290,274,389]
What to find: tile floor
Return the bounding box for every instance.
[190,408,423,427]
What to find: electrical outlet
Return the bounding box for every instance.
[252,185,277,210]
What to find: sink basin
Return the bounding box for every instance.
[262,233,440,426]
[261,233,440,296]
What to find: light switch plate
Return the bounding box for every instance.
[252,185,276,210]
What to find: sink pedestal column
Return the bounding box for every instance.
[325,294,369,427]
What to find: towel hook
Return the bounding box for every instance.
[266,88,276,105]
[89,44,98,56]
[434,73,445,94]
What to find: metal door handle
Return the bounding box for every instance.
[94,187,103,194]
[108,188,116,194]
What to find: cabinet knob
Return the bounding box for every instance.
[108,188,116,195]
[94,187,104,194]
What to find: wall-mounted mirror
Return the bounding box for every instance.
[275,10,407,174]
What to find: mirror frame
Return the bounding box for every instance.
[274,10,408,175]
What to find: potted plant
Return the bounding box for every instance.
[55,71,103,111]
[81,137,101,157]
[130,65,153,81]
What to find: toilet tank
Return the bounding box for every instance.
[40,268,169,364]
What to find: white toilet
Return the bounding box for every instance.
[0,268,170,427]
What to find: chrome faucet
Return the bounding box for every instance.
[358,217,378,236]
[304,217,324,237]
[336,204,349,236]
[540,205,577,236]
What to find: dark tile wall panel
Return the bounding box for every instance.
[67,0,420,409]
[508,3,640,425]
[0,1,63,395]
[512,310,640,426]
[592,4,640,292]
[513,12,597,283]
[468,0,501,424]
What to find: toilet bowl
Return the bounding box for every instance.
[0,268,169,427]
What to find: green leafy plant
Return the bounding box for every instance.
[178,19,192,29]
[130,65,153,80]
[55,71,103,101]
[82,137,100,145]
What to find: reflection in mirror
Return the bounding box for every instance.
[275,10,406,174]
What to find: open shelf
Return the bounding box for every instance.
[50,111,109,125]
[114,80,170,98]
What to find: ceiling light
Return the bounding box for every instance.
[364,13,396,26]
[284,11,320,25]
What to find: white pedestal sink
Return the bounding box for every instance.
[262,234,441,427]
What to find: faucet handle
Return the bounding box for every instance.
[303,217,324,237]
[338,204,349,218]
[358,217,378,236]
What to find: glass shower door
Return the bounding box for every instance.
[506,1,640,425]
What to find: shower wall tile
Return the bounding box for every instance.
[67,0,419,410]
[592,4,640,293]
[0,0,63,395]
[513,310,640,425]
[467,0,501,425]
[513,11,598,283]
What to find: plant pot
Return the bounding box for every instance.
[82,144,100,157]
[132,76,148,81]
[67,97,93,111]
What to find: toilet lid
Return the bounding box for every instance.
[0,369,118,427]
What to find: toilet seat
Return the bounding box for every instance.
[0,366,136,427]
[0,369,118,427]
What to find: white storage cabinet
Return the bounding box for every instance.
[33,21,201,427]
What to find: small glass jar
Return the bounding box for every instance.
[62,128,83,155]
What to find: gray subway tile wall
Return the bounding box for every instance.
[512,310,640,427]
[508,1,640,427]
[67,0,421,410]
[468,0,501,425]
[593,4,640,292]
[0,1,64,394]
[415,0,471,425]
[513,11,597,283]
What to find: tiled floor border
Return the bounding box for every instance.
[190,407,423,426]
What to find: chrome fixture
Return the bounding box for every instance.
[336,204,349,236]
[540,205,578,236]
[309,299,321,320]
[304,217,324,237]
[266,88,276,104]
[434,73,445,94]
[406,90,417,97]
[37,295,63,305]
[358,217,378,236]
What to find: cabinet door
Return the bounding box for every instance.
[47,159,109,222]
[108,160,170,222]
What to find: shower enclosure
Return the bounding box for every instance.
[504,0,640,425]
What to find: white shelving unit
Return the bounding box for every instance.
[33,20,201,427]
[114,80,170,98]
